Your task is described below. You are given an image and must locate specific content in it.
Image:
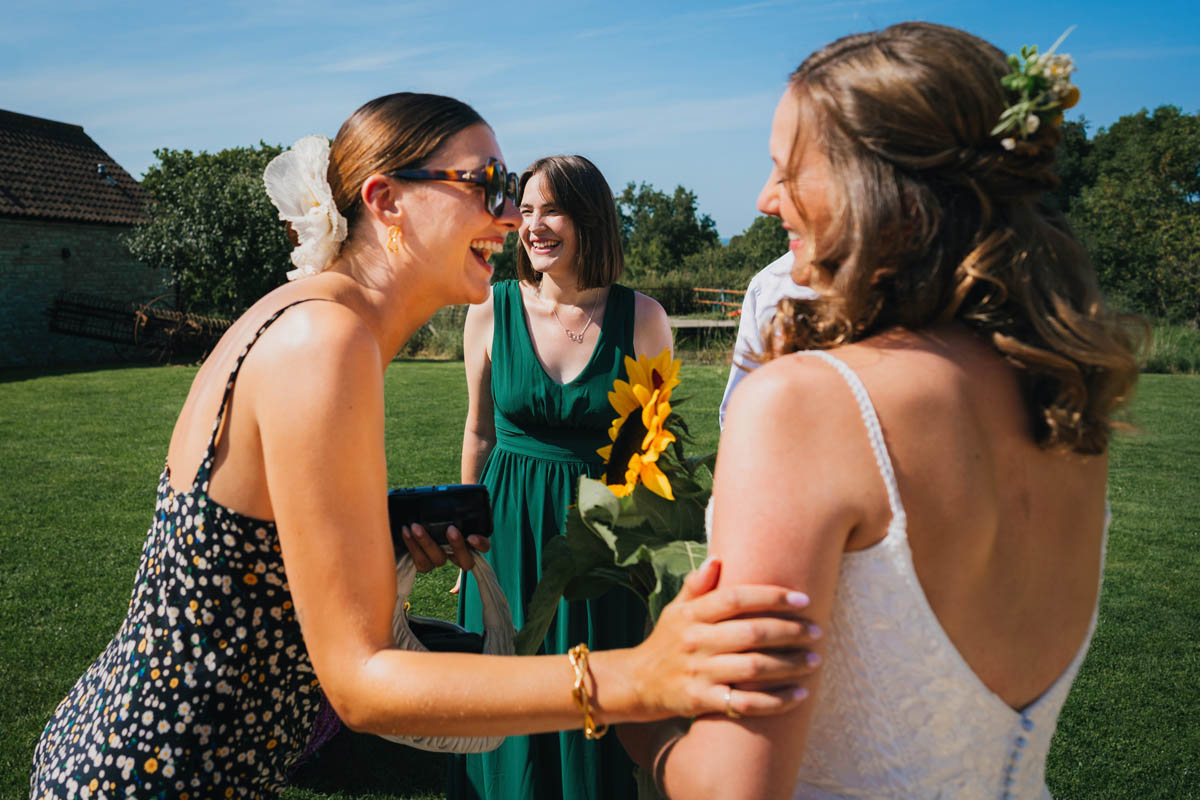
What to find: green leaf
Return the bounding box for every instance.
[685,450,717,476]
[513,536,580,655]
[647,540,710,621]
[564,566,642,604]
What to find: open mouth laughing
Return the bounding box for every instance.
[529,237,561,255]
[470,239,504,263]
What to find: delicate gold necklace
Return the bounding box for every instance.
[537,282,600,344]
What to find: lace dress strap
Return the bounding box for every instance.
[800,350,908,530]
[192,299,326,494]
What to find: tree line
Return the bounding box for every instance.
[125,106,1198,323]
[1052,108,1199,325]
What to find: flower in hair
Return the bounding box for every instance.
[263,135,348,281]
[992,26,1080,146]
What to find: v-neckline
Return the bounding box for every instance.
[515,282,615,387]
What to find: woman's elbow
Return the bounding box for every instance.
[318,679,378,733]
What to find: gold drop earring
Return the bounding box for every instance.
[387,225,402,254]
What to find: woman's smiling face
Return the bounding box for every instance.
[519,172,579,280]
[757,89,837,289]
[397,122,518,304]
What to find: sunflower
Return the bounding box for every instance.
[596,349,682,500]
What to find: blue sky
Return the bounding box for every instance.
[4,0,1199,238]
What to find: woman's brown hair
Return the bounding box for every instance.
[515,155,625,290]
[327,93,485,229]
[771,21,1141,454]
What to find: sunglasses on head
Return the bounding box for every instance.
[388,157,518,217]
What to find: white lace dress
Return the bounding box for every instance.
[711,350,1108,800]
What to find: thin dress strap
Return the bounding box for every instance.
[192,299,325,494]
[800,350,908,530]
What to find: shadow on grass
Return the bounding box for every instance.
[0,360,201,384]
[290,729,448,797]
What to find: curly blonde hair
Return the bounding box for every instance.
[771,22,1141,454]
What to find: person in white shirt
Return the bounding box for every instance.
[719,251,817,428]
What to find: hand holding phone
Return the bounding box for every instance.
[387,484,493,564]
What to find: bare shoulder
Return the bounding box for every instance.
[732,350,863,421]
[465,285,495,323]
[632,290,669,328]
[631,290,672,356]
[721,352,879,471]
[463,285,495,358]
[262,300,377,361]
[239,301,383,409]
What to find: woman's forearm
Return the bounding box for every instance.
[333,647,650,737]
[460,430,494,484]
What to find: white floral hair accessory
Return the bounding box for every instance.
[263,135,348,281]
[992,26,1080,151]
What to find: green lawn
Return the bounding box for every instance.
[1,363,1195,799]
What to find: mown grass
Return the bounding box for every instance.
[1,363,1195,799]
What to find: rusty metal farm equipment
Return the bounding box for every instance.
[47,292,232,363]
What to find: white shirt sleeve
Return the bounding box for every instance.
[718,253,812,430]
[719,280,763,430]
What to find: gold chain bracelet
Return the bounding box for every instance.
[568,643,608,740]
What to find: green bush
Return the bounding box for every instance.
[398,306,468,360]
[1143,323,1200,374]
[125,143,291,316]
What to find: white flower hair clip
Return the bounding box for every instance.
[993,26,1080,152]
[263,135,348,281]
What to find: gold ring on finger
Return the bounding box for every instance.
[724,687,742,720]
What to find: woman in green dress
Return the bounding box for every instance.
[453,155,673,799]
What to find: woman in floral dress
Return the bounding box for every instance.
[30,93,820,800]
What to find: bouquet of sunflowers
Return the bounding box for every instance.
[514,350,714,655]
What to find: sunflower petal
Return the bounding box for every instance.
[608,382,640,417]
[642,425,675,454]
[631,384,654,407]
[625,355,650,391]
[640,390,663,429]
[640,461,675,500]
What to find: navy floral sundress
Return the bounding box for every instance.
[31,301,327,800]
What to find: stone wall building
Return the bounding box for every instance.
[0,109,165,369]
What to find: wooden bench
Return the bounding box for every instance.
[669,318,738,329]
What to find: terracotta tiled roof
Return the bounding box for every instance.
[0,109,148,225]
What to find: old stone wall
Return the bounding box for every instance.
[0,217,166,368]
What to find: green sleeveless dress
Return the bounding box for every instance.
[449,280,644,800]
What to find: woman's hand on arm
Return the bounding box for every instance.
[644,358,873,799]
[633,292,673,359]
[461,293,496,484]
[249,303,823,742]
[615,556,819,721]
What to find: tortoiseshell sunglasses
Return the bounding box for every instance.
[388,157,518,217]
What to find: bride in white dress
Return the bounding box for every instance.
[620,22,1142,799]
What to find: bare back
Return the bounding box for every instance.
[166,280,377,520]
[836,326,1108,709]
